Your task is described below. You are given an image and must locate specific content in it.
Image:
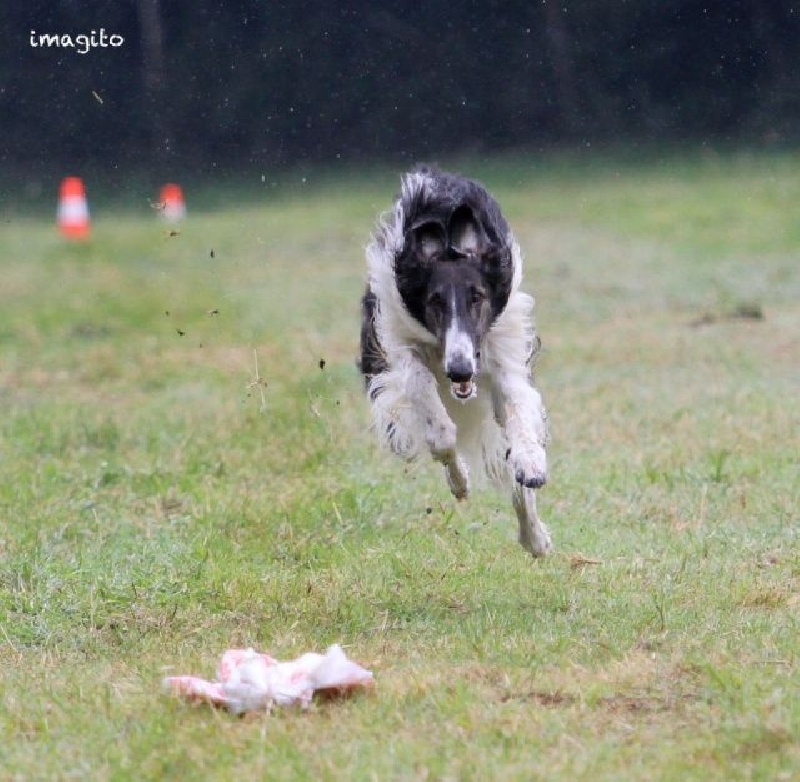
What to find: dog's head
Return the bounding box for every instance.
[396,204,514,401]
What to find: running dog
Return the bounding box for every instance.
[358,167,551,557]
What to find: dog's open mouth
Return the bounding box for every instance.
[451,379,476,401]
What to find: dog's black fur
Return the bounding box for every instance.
[359,287,388,392]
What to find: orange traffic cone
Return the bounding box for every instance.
[57,177,90,239]
[159,183,186,223]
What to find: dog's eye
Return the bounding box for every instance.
[469,288,485,306]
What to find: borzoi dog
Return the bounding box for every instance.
[358,167,551,557]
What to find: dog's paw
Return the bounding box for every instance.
[426,417,457,459]
[519,520,553,558]
[510,445,547,489]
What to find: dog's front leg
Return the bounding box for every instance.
[492,373,548,490]
[491,371,551,555]
[402,352,470,499]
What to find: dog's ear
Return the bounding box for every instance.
[448,205,486,256]
[481,245,510,270]
[407,219,446,262]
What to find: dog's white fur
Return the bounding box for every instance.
[364,170,552,557]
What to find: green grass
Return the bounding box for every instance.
[1,150,798,780]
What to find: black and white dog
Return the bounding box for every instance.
[359,167,552,557]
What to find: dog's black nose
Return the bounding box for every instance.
[446,360,474,384]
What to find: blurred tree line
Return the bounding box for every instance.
[2,0,798,174]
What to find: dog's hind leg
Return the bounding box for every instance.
[512,484,552,557]
[443,454,470,500]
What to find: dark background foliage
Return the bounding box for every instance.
[2,1,798,177]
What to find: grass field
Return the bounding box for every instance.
[1,150,798,780]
